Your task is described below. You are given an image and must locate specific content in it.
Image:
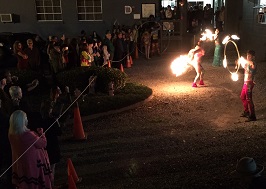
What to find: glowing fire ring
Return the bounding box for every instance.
[223,40,240,74]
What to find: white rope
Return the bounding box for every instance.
[0,75,97,178]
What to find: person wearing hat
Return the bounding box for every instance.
[231,157,266,189]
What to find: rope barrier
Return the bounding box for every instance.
[0,20,175,178]
[0,73,97,179]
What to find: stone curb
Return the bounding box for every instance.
[66,93,153,124]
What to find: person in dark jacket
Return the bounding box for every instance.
[102,30,115,66]
[40,86,66,187]
[113,32,125,69]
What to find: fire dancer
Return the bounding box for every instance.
[239,50,257,121]
[212,28,222,67]
[188,42,205,87]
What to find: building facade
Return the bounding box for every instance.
[0,0,265,60]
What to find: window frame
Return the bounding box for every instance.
[76,0,103,21]
[35,0,63,22]
[253,0,266,24]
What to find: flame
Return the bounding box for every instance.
[170,55,190,77]
[238,56,247,68]
[231,35,240,40]
[231,73,239,81]
[223,56,227,68]
[200,29,214,41]
[222,36,230,44]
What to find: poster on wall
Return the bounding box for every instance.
[141,3,156,18]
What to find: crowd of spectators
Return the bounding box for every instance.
[186,3,225,33]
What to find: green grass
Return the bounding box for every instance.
[78,82,152,115]
[27,82,152,116]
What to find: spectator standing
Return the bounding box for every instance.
[80,43,91,67]
[61,44,69,70]
[0,72,13,189]
[8,110,53,189]
[103,30,115,64]
[142,28,151,60]
[49,42,62,84]
[150,24,161,57]
[46,36,58,75]
[218,6,225,32]
[87,40,96,66]
[172,6,181,20]
[4,70,39,97]
[113,32,125,69]
[40,86,68,188]
[68,38,79,68]
[0,72,12,116]
[203,4,213,29]
[24,39,41,72]
[214,7,220,27]
[8,85,43,134]
[165,5,173,19]
[102,45,110,66]
[90,31,102,43]
[93,41,102,66]
[13,41,28,70]
[159,7,166,20]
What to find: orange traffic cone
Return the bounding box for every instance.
[73,102,87,140]
[130,55,133,65]
[67,158,82,184]
[120,64,124,72]
[135,45,139,59]
[68,175,77,189]
[126,55,131,68]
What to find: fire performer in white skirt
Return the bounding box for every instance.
[188,42,205,87]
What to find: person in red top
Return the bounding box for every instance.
[13,41,29,70]
[239,50,257,121]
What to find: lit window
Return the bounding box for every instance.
[161,0,178,8]
[260,0,266,5]
[253,0,266,23]
[77,0,102,21]
[35,0,62,21]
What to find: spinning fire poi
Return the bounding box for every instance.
[171,29,215,87]
[170,41,205,87]
[222,34,241,81]
[171,29,244,86]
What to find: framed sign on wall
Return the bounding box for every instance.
[141,3,156,18]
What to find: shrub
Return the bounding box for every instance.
[78,82,153,115]
[56,66,128,94]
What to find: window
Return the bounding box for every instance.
[254,0,266,23]
[35,0,62,21]
[260,0,266,5]
[77,0,102,21]
[161,0,178,8]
